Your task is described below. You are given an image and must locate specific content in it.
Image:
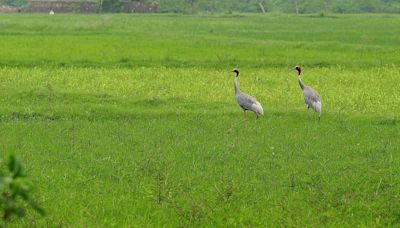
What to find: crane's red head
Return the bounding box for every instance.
[231,68,239,77]
[293,66,301,75]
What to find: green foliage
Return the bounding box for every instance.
[1,0,399,13]
[0,155,44,222]
[156,0,400,13]
[97,0,157,13]
[0,0,26,7]
[98,0,123,13]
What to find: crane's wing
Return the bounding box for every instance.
[303,86,321,113]
[242,93,257,104]
[309,91,320,103]
[303,87,320,103]
[236,92,257,110]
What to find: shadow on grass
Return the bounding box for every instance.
[375,118,400,126]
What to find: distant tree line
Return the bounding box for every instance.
[157,0,400,14]
[1,0,399,13]
[0,0,25,7]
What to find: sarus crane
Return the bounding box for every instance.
[294,66,322,120]
[231,68,263,119]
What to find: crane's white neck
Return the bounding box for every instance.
[298,74,305,90]
[234,76,240,94]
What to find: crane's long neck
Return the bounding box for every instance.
[298,74,305,90]
[234,76,240,94]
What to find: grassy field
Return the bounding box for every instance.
[0,13,399,226]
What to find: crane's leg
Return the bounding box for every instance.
[255,111,261,119]
[243,110,247,118]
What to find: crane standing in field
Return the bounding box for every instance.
[294,66,322,120]
[231,68,264,119]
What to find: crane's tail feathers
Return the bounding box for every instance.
[253,101,264,116]
[314,101,322,116]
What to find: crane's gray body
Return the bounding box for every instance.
[298,74,322,118]
[234,76,264,118]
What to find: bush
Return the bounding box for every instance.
[0,155,44,222]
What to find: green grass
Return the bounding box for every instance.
[0,14,399,68]
[0,14,399,226]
